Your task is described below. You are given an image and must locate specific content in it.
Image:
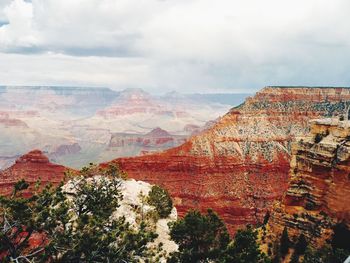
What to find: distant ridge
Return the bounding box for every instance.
[266,85,350,89]
[0,85,110,90]
[0,86,116,94]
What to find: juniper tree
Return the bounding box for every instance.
[0,164,159,262]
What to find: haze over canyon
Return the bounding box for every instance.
[0,86,248,170]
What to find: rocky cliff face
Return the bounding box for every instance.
[111,87,350,233]
[0,150,66,196]
[269,118,350,246]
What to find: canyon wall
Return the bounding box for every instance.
[269,118,350,246]
[110,87,350,232]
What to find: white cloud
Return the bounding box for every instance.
[0,0,12,23]
[0,0,38,49]
[0,52,154,89]
[0,0,349,93]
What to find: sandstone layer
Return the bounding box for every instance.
[0,150,67,196]
[110,87,350,233]
[270,118,350,246]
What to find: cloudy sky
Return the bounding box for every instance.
[0,0,349,93]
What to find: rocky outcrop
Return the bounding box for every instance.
[111,87,350,233]
[0,150,67,196]
[269,118,350,246]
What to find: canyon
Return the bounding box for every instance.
[109,87,350,233]
[0,86,245,169]
[1,86,350,235]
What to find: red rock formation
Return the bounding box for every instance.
[0,150,67,196]
[108,87,350,233]
[269,119,350,246]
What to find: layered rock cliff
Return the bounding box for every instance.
[0,150,66,196]
[269,118,350,246]
[111,87,350,233]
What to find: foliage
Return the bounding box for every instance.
[0,180,50,262]
[263,211,270,225]
[288,234,308,263]
[295,234,307,255]
[289,252,299,263]
[331,222,350,251]
[222,225,271,263]
[280,227,290,256]
[302,222,350,263]
[147,185,173,218]
[303,245,348,263]
[168,209,230,262]
[314,133,324,143]
[314,130,329,144]
[168,209,270,263]
[0,164,158,262]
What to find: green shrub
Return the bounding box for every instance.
[314,133,323,143]
[148,185,173,218]
[168,209,230,262]
[314,130,329,143]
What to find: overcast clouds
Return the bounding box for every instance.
[0,0,349,93]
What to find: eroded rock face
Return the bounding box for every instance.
[0,150,66,196]
[269,119,350,246]
[111,87,350,233]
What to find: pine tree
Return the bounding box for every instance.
[223,225,271,263]
[280,227,290,256]
[169,209,230,262]
[295,234,307,255]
